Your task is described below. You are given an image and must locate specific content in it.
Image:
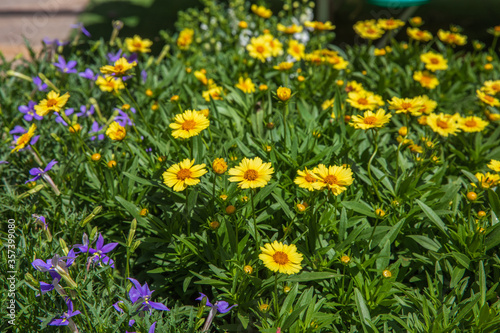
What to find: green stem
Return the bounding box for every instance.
[368,217,380,249]
[251,189,259,252]
[367,130,382,202]
[273,274,279,316]
[186,188,191,235]
[283,103,289,146]
[124,84,154,133]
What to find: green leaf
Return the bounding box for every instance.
[407,235,441,252]
[354,288,371,326]
[485,223,500,251]
[271,193,294,220]
[341,201,376,218]
[415,199,449,236]
[287,272,342,282]
[487,189,500,218]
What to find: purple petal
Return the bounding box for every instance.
[148,301,170,311]
[67,60,77,68]
[128,319,136,326]
[96,233,104,250]
[19,105,29,113]
[29,168,43,176]
[112,301,124,313]
[44,160,58,172]
[38,281,55,296]
[100,242,118,253]
[30,135,40,145]
[10,125,26,134]
[149,322,157,333]
[216,301,236,313]
[48,319,68,326]
[25,175,41,184]
[196,293,213,307]
[68,310,81,318]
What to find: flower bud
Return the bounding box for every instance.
[212,158,228,174]
[244,265,253,274]
[398,126,408,137]
[91,153,101,161]
[382,269,392,278]
[467,191,477,201]
[225,205,236,215]
[209,221,220,230]
[276,87,291,101]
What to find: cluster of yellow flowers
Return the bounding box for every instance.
[294,164,354,196]
[246,34,283,62]
[345,81,384,111]
[354,18,404,40]
[473,160,500,189]
[477,80,500,107]
[303,49,349,70]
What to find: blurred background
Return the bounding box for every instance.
[1,0,499,60]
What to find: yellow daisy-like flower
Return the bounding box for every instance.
[246,35,272,62]
[350,109,392,130]
[263,34,283,57]
[459,116,489,133]
[487,159,500,172]
[477,90,500,107]
[273,62,293,71]
[294,168,323,191]
[287,40,305,61]
[345,81,364,93]
[346,90,381,111]
[235,77,256,93]
[474,172,500,189]
[162,159,207,192]
[420,52,448,72]
[276,87,291,102]
[326,54,349,70]
[418,95,437,115]
[251,4,272,18]
[413,71,439,89]
[125,35,152,53]
[34,91,70,117]
[314,164,354,195]
[95,76,125,93]
[482,80,500,95]
[353,20,384,40]
[277,23,303,34]
[426,113,461,137]
[202,84,224,102]
[377,18,405,30]
[228,157,274,189]
[212,158,228,174]
[322,98,334,110]
[11,124,36,153]
[177,28,194,50]
[304,21,335,31]
[100,57,137,77]
[194,70,208,85]
[437,29,467,46]
[259,241,303,275]
[169,110,210,139]
[407,27,433,42]
[106,121,126,141]
[388,96,425,116]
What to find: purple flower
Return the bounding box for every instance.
[53,56,77,74]
[71,22,91,38]
[55,108,75,126]
[19,101,43,121]
[76,105,95,117]
[112,300,124,313]
[39,281,56,295]
[89,121,104,141]
[43,38,69,47]
[32,251,75,281]
[107,49,123,62]
[127,322,157,333]
[48,298,81,326]
[32,76,48,91]
[26,160,57,184]
[77,233,118,268]
[196,293,236,314]
[32,214,48,230]
[127,278,170,313]
[79,68,97,80]
[127,53,138,62]
[0,161,9,164]
[115,108,135,126]
[141,70,147,84]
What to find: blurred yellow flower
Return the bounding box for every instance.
[305,21,335,31]
[96,76,125,93]
[212,158,228,174]
[202,84,224,102]
[228,157,274,189]
[235,77,256,93]
[377,18,405,30]
[34,91,70,116]
[11,124,36,153]
[477,90,500,107]
[438,29,467,46]
[413,71,439,89]
[294,168,322,191]
[277,23,303,34]
[482,80,500,95]
[100,57,136,77]
[169,110,210,139]
[459,116,489,132]
[350,109,392,130]
[125,35,152,53]
[276,87,291,101]
[388,96,425,116]
[259,240,303,275]
[487,159,500,172]
[314,164,354,195]
[162,159,207,192]
[420,52,448,72]
[251,4,272,18]
[106,121,126,141]
[273,61,293,71]
[426,113,461,137]
[177,28,194,50]
[474,172,500,189]
[346,90,382,111]
[407,27,432,42]
[418,95,438,114]
[322,98,334,110]
[238,21,248,29]
[259,84,268,91]
[246,35,272,62]
[354,20,384,40]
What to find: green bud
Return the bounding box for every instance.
[59,238,69,255]
[131,240,141,252]
[90,226,98,242]
[17,185,44,200]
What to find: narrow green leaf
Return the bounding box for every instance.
[415,199,449,236]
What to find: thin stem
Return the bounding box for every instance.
[368,217,380,249]
[186,188,191,235]
[367,130,382,202]
[283,103,289,146]
[251,189,259,252]
[273,274,279,316]
[124,84,154,133]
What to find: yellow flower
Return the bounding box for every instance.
[459,116,489,133]
[170,95,179,102]
[285,40,304,61]
[162,159,207,192]
[212,158,228,174]
[426,113,461,137]
[106,121,126,141]
[418,95,438,114]
[322,98,334,110]
[259,84,268,91]
[304,21,335,31]
[420,52,448,72]
[294,168,323,191]
[125,35,152,53]
[259,240,303,275]
[34,91,70,116]
[314,164,354,195]
[108,160,117,168]
[251,4,272,18]
[382,269,392,278]
[388,96,425,116]
[246,35,272,62]
[197,109,209,118]
[277,23,303,34]
[409,144,423,153]
[482,80,500,95]
[243,265,253,274]
[235,77,256,93]
[341,255,351,264]
[354,20,384,40]
[273,62,294,71]
[346,90,381,111]
[276,87,291,102]
[477,90,500,107]
[194,70,208,85]
[11,124,36,153]
[263,34,283,57]
[374,48,386,56]
[438,29,467,46]
[345,81,364,93]
[95,76,125,93]
[228,157,274,189]
[487,159,500,172]
[177,28,194,50]
[68,123,81,133]
[100,57,137,77]
[413,71,439,89]
[350,109,392,130]
[202,84,224,102]
[169,110,210,139]
[410,16,423,26]
[474,172,500,189]
[407,27,432,42]
[484,63,493,71]
[377,18,405,30]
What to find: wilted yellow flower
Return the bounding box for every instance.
[169,110,210,139]
[407,27,432,42]
[438,29,467,46]
[235,77,256,93]
[413,71,439,89]
[420,52,448,72]
[426,113,461,137]
[34,91,70,116]
[125,35,152,53]
[251,4,272,18]
[228,157,274,189]
[276,87,291,101]
[350,109,392,130]
[459,116,489,133]
[96,76,125,93]
[162,159,207,192]
[177,28,194,50]
[314,164,354,195]
[100,57,137,77]
[377,18,405,30]
[259,240,303,275]
[212,158,228,174]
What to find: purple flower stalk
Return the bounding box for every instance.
[71,22,91,38]
[53,56,78,74]
[32,76,48,91]
[26,159,57,184]
[79,68,97,80]
[127,278,170,313]
[76,105,95,117]
[89,121,104,141]
[19,101,43,121]
[49,298,81,329]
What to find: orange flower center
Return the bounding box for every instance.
[177,168,192,180]
[436,120,449,129]
[256,45,265,53]
[46,99,58,108]
[492,84,500,92]
[182,120,197,130]
[416,31,424,37]
[484,95,495,103]
[133,42,143,48]
[421,76,432,84]
[305,174,316,183]
[17,133,30,146]
[401,102,412,110]
[243,169,258,181]
[430,58,440,64]
[366,28,376,34]
[323,175,338,185]
[115,64,124,72]
[357,98,368,105]
[272,251,289,265]
[465,119,477,127]
[363,116,377,124]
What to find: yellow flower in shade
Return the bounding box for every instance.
[235,77,256,93]
[294,168,323,191]
[459,116,489,133]
[410,16,423,26]
[304,21,335,31]
[100,57,137,77]
[474,172,500,189]
[197,109,209,118]
[388,96,425,116]
[346,90,381,111]
[314,164,354,195]
[212,158,228,174]
[125,35,152,53]
[413,71,439,89]
[34,91,70,116]
[11,124,36,153]
[177,28,194,50]
[106,121,126,141]
[350,109,392,130]
[438,30,467,46]
[162,159,207,192]
[202,84,224,102]
[273,62,293,71]
[345,81,364,93]
[96,76,125,93]
[251,4,272,18]
[374,48,387,56]
[259,240,303,275]
[418,95,437,115]
[276,87,291,101]
[277,23,303,34]
[322,98,334,110]
[487,160,500,172]
[353,20,384,40]
[426,113,461,137]
[420,52,448,72]
[169,110,210,139]
[407,27,433,42]
[228,157,274,189]
[246,35,272,62]
[377,18,405,30]
[482,80,500,95]
[287,40,305,61]
[476,90,500,107]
